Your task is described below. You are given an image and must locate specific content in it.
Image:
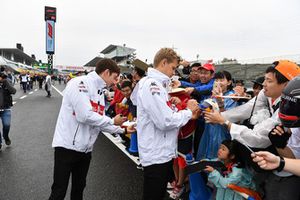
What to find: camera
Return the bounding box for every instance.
[0,72,7,79]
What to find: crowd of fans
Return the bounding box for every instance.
[102,52,300,200]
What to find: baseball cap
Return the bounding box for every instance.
[252,76,265,86]
[199,63,215,72]
[132,59,149,72]
[274,60,300,81]
[0,71,7,78]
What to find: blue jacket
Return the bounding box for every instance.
[180,79,214,103]
[223,90,240,110]
[196,90,239,160]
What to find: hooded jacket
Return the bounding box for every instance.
[136,68,192,167]
[52,71,124,153]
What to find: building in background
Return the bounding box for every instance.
[0,43,39,73]
[84,44,136,73]
[0,43,37,66]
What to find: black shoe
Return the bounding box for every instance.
[5,139,11,146]
[129,151,139,157]
[136,164,143,170]
[0,144,2,150]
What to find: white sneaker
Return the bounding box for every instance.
[114,135,125,143]
[167,180,177,190]
[169,185,185,199]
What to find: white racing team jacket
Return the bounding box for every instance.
[136,68,192,167]
[52,71,124,153]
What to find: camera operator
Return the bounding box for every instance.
[0,72,16,150]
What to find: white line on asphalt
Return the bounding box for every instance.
[29,92,33,94]
[20,95,27,99]
[13,101,16,105]
[52,85,63,96]
[55,87,140,166]
[103,132,139,165]
[34,89,38,91]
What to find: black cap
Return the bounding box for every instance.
[252,76,264,86]
[0,70,7,78]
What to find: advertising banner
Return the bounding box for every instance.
[46,20,55,54]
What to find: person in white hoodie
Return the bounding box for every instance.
[48,59,133,200]
[45,73,52,97]
[136,48,200,200]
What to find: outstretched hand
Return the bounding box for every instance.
[114,114,127,126]
[170,97,181,105]
[204,166,214,173]
[185,87,194,95]
[252,151,280,170]
[126,124,137,134]
[204,110,225,124]
[172,80,181,88]
[270,125,291,136]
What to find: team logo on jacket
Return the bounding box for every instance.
[78,81,88,93]
[150,81,160,95]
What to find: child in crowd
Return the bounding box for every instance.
[197,71,239,160]
[167,91,197,199]
[113,80,135,146]
[205,140,255,200]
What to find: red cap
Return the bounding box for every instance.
[199,63,215,72]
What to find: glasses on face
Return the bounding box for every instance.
[190,70,199,74]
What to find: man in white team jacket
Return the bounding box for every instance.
[49,59,132,200]
[136,48,199,200]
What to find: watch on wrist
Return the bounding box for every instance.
[222,120,230,127]
[276,156,285,172]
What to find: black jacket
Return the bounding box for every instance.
[0,79,16,109]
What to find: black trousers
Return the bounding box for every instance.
[46,90,51,97]
[143,160,173,200]
[264,173,300,200]
[48,147,92,200]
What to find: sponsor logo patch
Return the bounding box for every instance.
[150,82,161,95]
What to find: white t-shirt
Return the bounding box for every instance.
[21,75,27,82]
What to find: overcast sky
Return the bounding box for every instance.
[1,0,300,66]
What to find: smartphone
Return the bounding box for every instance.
[213,81,219,90]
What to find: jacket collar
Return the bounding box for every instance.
[88,71,107,89]
[147,68,170,88]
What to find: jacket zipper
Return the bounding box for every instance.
[85,134,93,153]
[72,124,80,145]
